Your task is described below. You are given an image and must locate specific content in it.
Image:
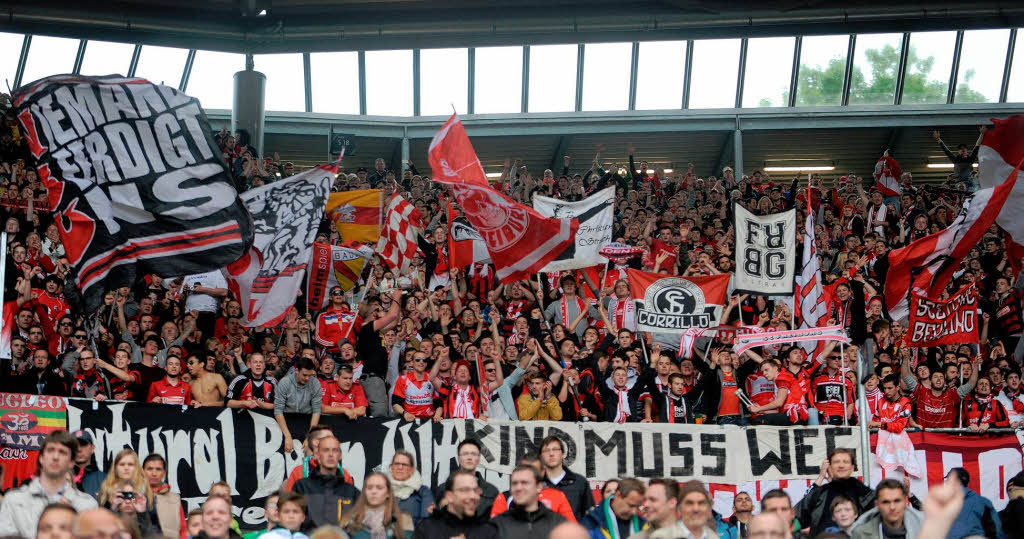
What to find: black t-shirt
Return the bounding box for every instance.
[357,322,387,378]
[134,363,165,399]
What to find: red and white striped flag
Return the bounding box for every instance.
[428,114,577,283]
[375,192,423,274]
[884,158,1021,320]
[978,115,1024,262]
[795,205,829,363]
[874,154,903,197]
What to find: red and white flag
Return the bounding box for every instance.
[978,115,1024,262]
[223,165,334,327]
[874,154,903,197]
[906,283,979,347]
[429,114,577,282]
[795,204,829,363]
[447,199,489,268]
[376,193,423,274]
[625,269,730,333]
[884,160,1021,320]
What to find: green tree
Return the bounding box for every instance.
[782,43,988,105]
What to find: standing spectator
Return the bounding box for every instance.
[540,436,594,520]
[944,468,1003,539]
[274,358,322,454]
[189,352,228,406]
[413,470,498,539]
[0,431,97,537]
[933,128,985,190]
[321,364,368,419]
[387,450,433,525]
[823,495,859,536]
[293,436,361,528]
[996,369,1024,427]
[355,288,403,418]
[392,351,436,421]
[962,377,1011,431]
[849,479,923,539]
[794,449,874,536]
[226,352,277,410]
[492,466,566,538]
[518,372,564,420]
[900,353,978,428]
[148,355,192,405]
[580,477,645,539]
[143,454,187,539]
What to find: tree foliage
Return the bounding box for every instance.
[778,43,988,106]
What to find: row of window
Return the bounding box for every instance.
[2,29,1021,115]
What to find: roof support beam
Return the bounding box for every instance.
[179,49,196,91]
[841,34,856,106]
[788,36,802,107]
[550,136,573,172]
[893,32,911,105]
[521,46,530,113]
[13,34,31,89]
[574,44,585,112]
[628,42,639,111]
[1000,29,1017,104]
[72,39,86,75]
[467,47,476,114]
[682,40,694,109]
[303,52,312,113]
[735,38,748,109]
[947,31,964,104]
[127,44,142,77]
[358,51,367,115]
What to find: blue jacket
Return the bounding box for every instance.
[948,486,1004,539]
[580,497,645,539]
[713,511,738,539]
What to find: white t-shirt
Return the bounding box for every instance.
[183,271,227,312]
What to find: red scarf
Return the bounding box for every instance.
[560,295,586,326]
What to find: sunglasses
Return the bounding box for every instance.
[59,322,73,327]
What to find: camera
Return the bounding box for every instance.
[121,491,136,500]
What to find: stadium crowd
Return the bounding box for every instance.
[0,84,1022,538]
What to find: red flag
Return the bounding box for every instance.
[874,154,903,197]
[429,114,577,283]
[625,269,730,333]
[906,283,979,347]
[884,159,1020,320]
[979,115,1024,262]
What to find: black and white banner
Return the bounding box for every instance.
[734,205,796,295]
[67,400,860,525]
[13,75,253,310]
[533,187,614,271]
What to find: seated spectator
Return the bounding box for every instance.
[258,491,309,539]
[760,489,800,536]
[0,431,97,537]
[110,479,160,537]
[628,478,679,538]
[387,450,433,525]
[339,472,414,538]
[72,429,105,500]
[243,493,280,539]
[490,453,575,522]
[795,449,874,536]
[293,436,360,528]
[73,508,130,539]
[850,479,922,538]
[198,495,242,539]
[283,425,354,491]
[35,502,77,539]
[143,453,187,539]
[580,477,645,539]
[822,495,858,536]
[492,466,565,538]
[414,470,497,538]
[945,468,1004,539]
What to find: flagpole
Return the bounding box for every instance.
[854,333,872,485]
[840,340,848,427]
[534,273,571,368]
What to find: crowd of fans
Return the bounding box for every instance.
[0,430,1016,539]
[0,84,1023,538]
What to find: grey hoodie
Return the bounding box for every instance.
[850,506,923,539]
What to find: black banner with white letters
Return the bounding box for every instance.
[14,75,253,310]
[67,400,860,526]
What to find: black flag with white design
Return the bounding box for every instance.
[13,74,253,310]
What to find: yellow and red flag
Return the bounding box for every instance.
[326,189,383,243]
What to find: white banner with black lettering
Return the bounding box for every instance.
[734,204,796,295]
[533,186,614,271]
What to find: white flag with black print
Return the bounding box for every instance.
[733,204,796,295]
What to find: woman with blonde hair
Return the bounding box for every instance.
[339,472,413,538]
[98,449,153,509]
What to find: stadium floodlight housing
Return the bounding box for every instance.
[763,165,836,172]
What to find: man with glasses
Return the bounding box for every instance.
[70,349,111,401]
[811,350,855,425]
[315,286,359,352]
[392,351,435,421]
[416,469,498,538]
[0,431,98,537]
[539,435,593,520]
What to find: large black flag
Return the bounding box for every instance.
[13,74,253,310]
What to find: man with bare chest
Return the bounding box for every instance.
[187,354,227,406]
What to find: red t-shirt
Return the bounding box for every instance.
[718,370,741,417]
[393,373,434,418]
[324,383,368,409]
[147,378,192,405]
[774,370,804,407]
[913,384,960,428]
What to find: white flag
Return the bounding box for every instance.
[532,187,614,271]
[733,204,796,295]
[796,208,829,362]
[223,166,333,327]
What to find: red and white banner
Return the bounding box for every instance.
[978,115,1024,264]
[874,154,903,197]
[306,242,373,312]
[733,325,849,356]
[906,283,979,347]
[678,325,767,358]
[375,193,423,274]
[224,166,334,327]
[884,158,1020,320]
[429,114,577,282]
[795,203,829,363]
[447,199,489,268]
[625,269,730,333]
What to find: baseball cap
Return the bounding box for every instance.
[73,429,93,445]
